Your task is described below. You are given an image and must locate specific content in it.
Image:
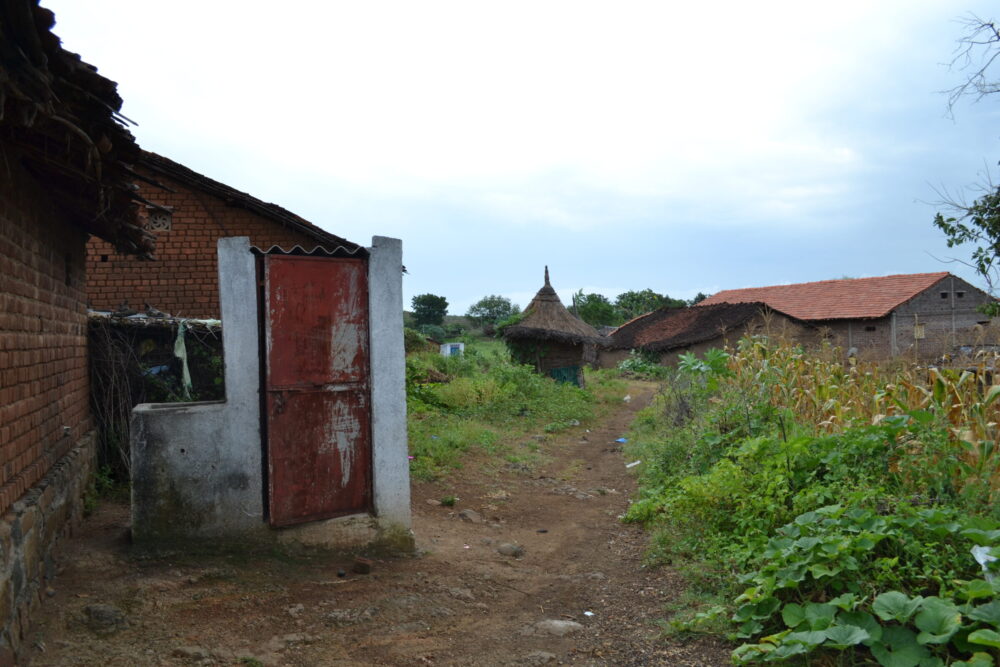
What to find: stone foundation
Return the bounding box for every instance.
[0,434,96,662]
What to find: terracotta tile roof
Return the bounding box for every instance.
[610,302,785,352]
[698,272,953,320]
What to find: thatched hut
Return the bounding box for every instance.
[503,268,600,386]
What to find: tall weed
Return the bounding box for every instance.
[626,336,1000,664]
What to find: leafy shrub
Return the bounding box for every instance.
[617,350,671,380]
[623,337,1000,663]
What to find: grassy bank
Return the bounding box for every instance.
[406,338,626,480]
[625,338,1000,665]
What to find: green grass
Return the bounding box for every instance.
[405,338,625,480]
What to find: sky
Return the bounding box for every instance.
[45,1,1000,314]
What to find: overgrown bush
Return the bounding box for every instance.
[624,336,1000,665]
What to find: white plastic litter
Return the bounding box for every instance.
[972,545,998,581]
[584,611,595,617]
[625,460,641,469]
[623,394,631,403]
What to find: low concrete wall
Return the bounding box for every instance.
[0,434,96,661]
[131,236,412,552]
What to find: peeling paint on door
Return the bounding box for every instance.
[264,255,372,527]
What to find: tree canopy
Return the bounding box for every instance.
[411,293,448,326]
[571,291,621,327]
[614,289,686,321]
[466,295,520,328]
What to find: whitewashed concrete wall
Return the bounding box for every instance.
[131,236,412,552]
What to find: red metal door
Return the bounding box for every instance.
[264,255,372,527]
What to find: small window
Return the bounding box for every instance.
[914,324,926,340]
[100,254,109,263]
[957,291,966,298]
[144,208,172,232]
[940,292,949,299]
[864,325,876,332]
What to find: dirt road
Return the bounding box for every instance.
[24,381,730,666]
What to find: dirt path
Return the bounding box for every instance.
[24,381,730,666]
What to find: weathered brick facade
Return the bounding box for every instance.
[87,155,356,319]
[0,150,103,661]
[813,277,993,361]
[0,167,91,515]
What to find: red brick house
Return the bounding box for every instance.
[699,272,997,360]
[600,302,815,366]
[0,1,151,658]
[87,151,362,319]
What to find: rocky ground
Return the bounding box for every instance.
[22,381,731,666]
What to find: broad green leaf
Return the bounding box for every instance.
[733,603,755,623]
[795,536,821,551]
[804,603,836,630]
[736,619,763,639]
[839,610,883,645]
[962,580,996,602]
[953,653,994,667]
[765,642,810,661]
[961,529,1000,546]
[781,603,805,628]
[914,598,962,645]
[752,597,781,619]
[829,593,857,611]
[824,624,870,649]
[809,562,841,579]
[873,591,923,623]
[969,600,1000,626]
[732,642,771,664]
[784,630,827,646]
[871,626,930,667]
[968,628,1000,649]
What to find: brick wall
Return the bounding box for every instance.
[0,161,99,660]
[87,168,330,319]
[812,277,994,361]
[0,166,91,516]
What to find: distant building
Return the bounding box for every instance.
[503,268,600,386]
[699,272,996,360]
[601,302,813,366]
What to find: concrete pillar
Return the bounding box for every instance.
[367,236,411,534]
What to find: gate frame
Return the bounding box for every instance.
[130,236,412,551]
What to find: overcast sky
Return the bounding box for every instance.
[46,1,1000,313]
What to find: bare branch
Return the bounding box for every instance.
[944,13,1000,113]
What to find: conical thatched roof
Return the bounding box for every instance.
[503,268,600,344]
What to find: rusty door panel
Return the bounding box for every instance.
[267,389,371,524]
[266,257,369,388]
[264,255,372,527]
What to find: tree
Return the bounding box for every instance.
[571,290,620,327]
[411,293,448,326]
[688,292,709,305]
[614,289,689,320]
[946,15,1000,112]
[934,188,1000,308]
[615,289,667,321]
[466,295,520,328]
[934,13,1000,313]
